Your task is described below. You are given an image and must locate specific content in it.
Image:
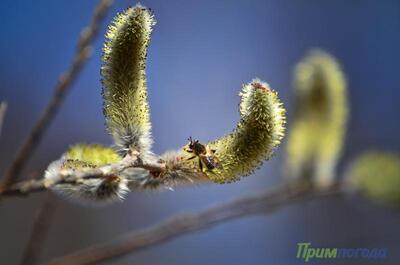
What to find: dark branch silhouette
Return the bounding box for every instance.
[1,2,115,265]
[20,195,58,265]
[0,0,114,192]
[0,102,6,137]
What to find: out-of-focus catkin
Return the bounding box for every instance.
[286,49,348,188]
[347,152,400,208]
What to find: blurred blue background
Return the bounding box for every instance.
[1,0,400,264]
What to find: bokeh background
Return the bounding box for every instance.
[1,0,400,264]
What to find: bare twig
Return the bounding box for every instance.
[5,2,114,265]
[49,183,343,265]
[0,101,7,137]
[0,0,114,192]
[20,194,58,265]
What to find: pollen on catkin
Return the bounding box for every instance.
[171,79,286,184]
[66,143,121,166]
[44,144,129,203]
[101,5,155,159]
[286,49,348,188]
[347,152,400,208]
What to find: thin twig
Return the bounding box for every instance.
[0,0,114,192]
[20,194,58,265]
[49,183,343,265]
[10,2,114,265]
[0,101,7,137]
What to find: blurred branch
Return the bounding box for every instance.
[0,153,166,198]
[49,182,343,265]
[20,194,58,265]
[0,0,114,192]
[2,2,114,265]
[0,102,7,137]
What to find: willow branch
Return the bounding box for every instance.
[0,154,166,198]
[20,194,58,265]
[49,182,343,265]
[0,0,114,192]
[0,102,6,137]
[14,3,114,265]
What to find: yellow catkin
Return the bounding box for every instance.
[45,144,128,202]
[286,49,348,187]
[65,144,120,168]
[348,152,400,207]
[178,79,286,183]
[101,5,155,158]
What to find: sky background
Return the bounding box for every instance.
[0,0,400,264]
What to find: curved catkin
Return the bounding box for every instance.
[177,79,286,184]
[347,152,400,207]
[101,5,155,159]
[156,150,210,189]
[286,49,348,188]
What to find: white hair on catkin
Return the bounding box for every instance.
[44,158,130,204]
[101,5,155,161]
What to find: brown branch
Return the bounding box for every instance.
[5,2,114,265]
[0,101,7,137]
[20,194,58,265]
[0,0,114,192]
[48,183,343,265]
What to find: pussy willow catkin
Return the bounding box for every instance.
[102,5,155,160]
[44,5,287,203]
[170,79,286,184]
[286,49,348,188]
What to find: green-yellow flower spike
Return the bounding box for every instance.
[65,144,121,167]
[348,152,400,208]
[45,144,128,203]
[101,5,155,158]
[177,79,286,184]
[286,49,348,188]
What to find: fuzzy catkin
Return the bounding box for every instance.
[45,144,129,203]
[101,5,155,159]
[348,152,400,207]
[286,49,348,188]
[175,79,286,183]
[66,143,121,166]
